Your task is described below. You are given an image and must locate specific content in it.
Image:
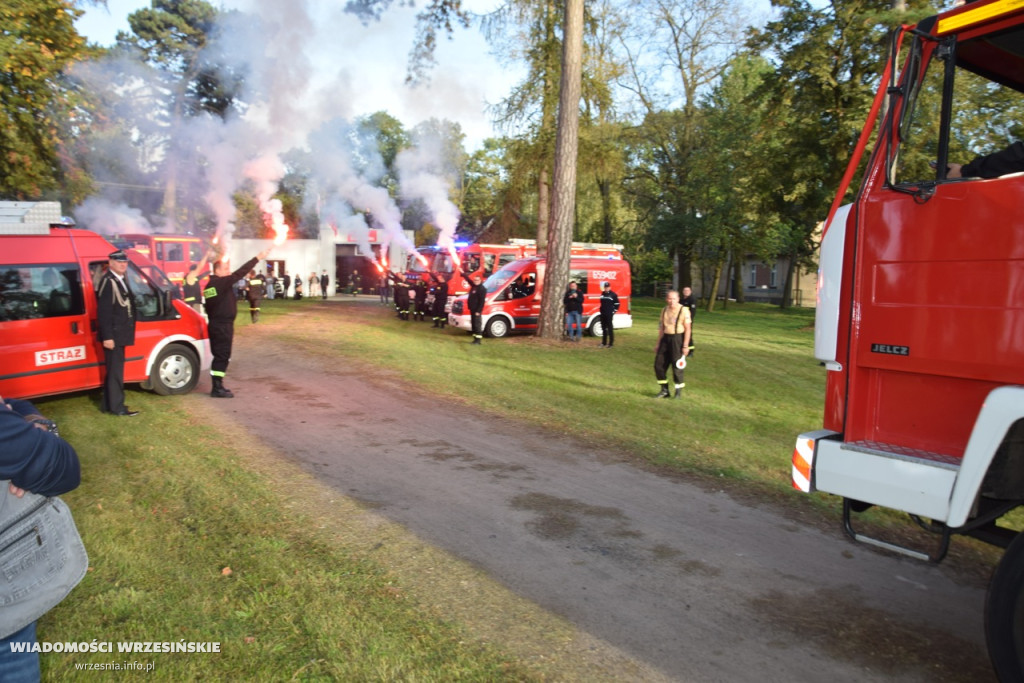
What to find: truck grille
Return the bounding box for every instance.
[451,301,463,314]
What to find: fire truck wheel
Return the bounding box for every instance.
[149,344,200,396]
[485,317,510,338]
[588,317,603,338]
[986,528,1024,680]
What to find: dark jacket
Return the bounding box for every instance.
[460,272,487,314]
[96,270,136,346]
[1,399,80,497]
[680,293,696,322]
[204,257,259,321]
[599,289,620,316]
[962,141,1024,179]
[431,279,448,315]
[563,287,584,314]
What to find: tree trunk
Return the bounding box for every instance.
[536,166,550,253]
[732,259,745,303]
[598,177,612,243]
[537,0,583,339]
[706,259,723,313]
[780,255,797,309]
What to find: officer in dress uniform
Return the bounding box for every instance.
[96,250,138,416]
[204,248,272,398]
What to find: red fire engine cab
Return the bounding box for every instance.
[791,1,1024,677]
[115,233,205,289]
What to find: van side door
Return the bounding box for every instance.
[0,262,100,398]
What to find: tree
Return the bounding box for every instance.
[116,0,242,228]
[619,0,748,290]
[0,0,92,200]
[746,0,931,307]
[535,0,584,339]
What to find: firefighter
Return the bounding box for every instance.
[182,250,211,314]
[245,269,266,323]
[460,270,487,344]
[429,272,449,328]
[204,247,272,398]
[653,289,691,399]
[413,278,429,321]
[388,271,411,320]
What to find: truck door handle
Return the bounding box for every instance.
[71,322,78,334]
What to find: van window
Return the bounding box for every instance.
[569,269,589,293]
[0,264,84,321]
[90,262,163,320]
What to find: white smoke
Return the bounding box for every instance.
[71,0,478,261]
[75,198,153,235]
[395,130,461,250]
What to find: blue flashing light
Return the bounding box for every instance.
[453,241,470,247]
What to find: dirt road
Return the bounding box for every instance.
[200,301,994,681]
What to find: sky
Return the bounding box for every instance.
[74,0,520,152]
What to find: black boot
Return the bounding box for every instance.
[674,384,685,398]
[211,376,234,398]
[655,384,670,399]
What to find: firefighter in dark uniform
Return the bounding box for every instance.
[182,250,211,313]
[680,286,697,357]
[245,269,266,323]
[387,271,411,320]
[460,270,487,344]
[96,250,138,416]
[429,272,449,328]
[412,278,429,321]
[204,247,272,398]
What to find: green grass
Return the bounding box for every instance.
[257,296,824,501]
[31,394,532,681]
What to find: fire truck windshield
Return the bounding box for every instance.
[484,268,518,291]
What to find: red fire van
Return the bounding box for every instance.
[448,256,631,338]
[0,224,210,399]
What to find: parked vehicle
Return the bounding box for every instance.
[407,240,624,306]
[448,256,631,338]
[0,205,210,399]
[115,233,205,289]
[790,1,1024,677]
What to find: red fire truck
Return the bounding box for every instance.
[791,1,1024,677]
[406,239,624,299]
[448,256,631,338]
[115,233,205,288]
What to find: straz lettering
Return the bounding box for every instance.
[35,346,86,367]
[590,270,617,281]
[870,343,910,356]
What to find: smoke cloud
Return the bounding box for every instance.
[71,0,479,263]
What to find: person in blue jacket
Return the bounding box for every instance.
[0,396,81,681]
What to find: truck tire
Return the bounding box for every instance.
[588,316,603,338]
[485,316,510,338]
[986,529,1024,681]
[149,344,200,396]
